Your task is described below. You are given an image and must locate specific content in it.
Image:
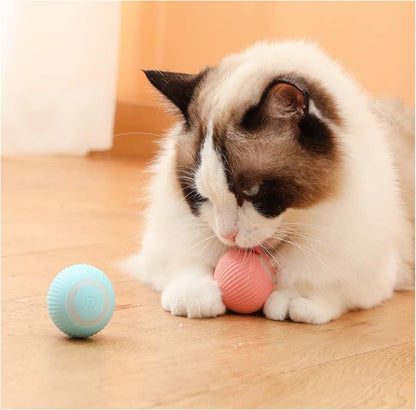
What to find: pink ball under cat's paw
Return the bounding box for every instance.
[214,247,277,314]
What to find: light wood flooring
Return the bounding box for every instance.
[1,155,415,409]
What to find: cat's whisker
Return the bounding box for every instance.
[281,227,361,264]
[270,234,341,277]
[262,245,287,271]
[260,244,284,274]
[276,225,369,276]
[280,222,356,242]
[113,131,163,139]
[188,234,218,254]
[280,228,352,276]
[177,176,196,184]
[177,172,196,179]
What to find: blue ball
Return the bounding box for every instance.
[47,264,115,338]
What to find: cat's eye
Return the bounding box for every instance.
[242,184,260,197]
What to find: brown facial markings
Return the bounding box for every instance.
[175,123,208,216]
[143,66,215,214]
[218,129,342,218]
[153,66,345,218]
[239,73,343,129]
[211,76,344,218]
[307,79,344,127]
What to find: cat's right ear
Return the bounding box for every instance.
[143,70,204,124]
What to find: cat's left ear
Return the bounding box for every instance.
[143,70,204,123]
[264,82,307,119]
[243,81,308,129]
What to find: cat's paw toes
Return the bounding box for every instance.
[161,275,226,318]
[288,297,332,324]
[263,290,292,321]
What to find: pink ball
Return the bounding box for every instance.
[214,247,277,314]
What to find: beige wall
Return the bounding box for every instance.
[113,1,414,158]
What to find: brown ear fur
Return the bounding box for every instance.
[143,70,207,123]
[265,82,306,119]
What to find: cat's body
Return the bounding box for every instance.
[121,41,414,323]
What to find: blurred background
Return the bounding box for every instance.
[1,1,414,160]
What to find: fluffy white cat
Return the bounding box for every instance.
[120,41,414,324]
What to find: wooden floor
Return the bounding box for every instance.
[1,155,415,409]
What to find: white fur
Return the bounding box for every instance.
[195,122,284,248]
[120,41,414,323]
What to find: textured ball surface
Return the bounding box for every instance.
[47,264,115,338]
[214,248,276,314]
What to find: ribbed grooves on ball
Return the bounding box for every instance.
[47,275,74,337]
[47,267,109,338]
[224,278,266,313]
[215,249,275,314]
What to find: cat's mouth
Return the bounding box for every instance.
[219,235,282,251]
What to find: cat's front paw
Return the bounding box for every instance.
[264,290,340,324]
[263,289,294,321]
[161,273,226,318]
[288,297,337,324]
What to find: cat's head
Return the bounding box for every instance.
[145,42,345,248]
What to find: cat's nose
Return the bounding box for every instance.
[221,230,238,242]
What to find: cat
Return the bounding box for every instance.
[120,40,415,324]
